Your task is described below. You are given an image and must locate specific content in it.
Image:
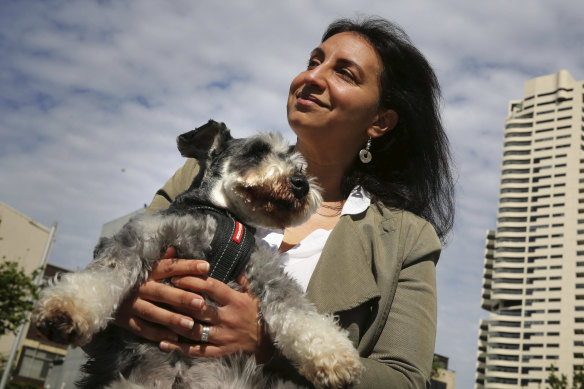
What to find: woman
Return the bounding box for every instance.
[116,16,454,388]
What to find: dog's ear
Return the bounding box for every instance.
[177,120,232,160]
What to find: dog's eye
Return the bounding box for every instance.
[243,141,270,158]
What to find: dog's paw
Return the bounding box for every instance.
[32,295,94,346]
[299,347,364,389]
[34,308,78,344]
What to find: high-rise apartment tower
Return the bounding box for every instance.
[476,70,584,388]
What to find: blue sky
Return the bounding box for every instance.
[1,0,583,387]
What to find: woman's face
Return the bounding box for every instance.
[287,31,384,152]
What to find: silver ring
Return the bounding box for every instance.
[201,325,211,343]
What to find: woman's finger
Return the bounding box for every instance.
[138,279,205,311]
[149,258,210,281]
[159,325,240,358]
[189,303,220,324]
[115,297,178,343]
[160,340,226,358]
[171,275,236,306]
[129,297,199,334]
[124,316,178,343]
[166,321,217,344]
[162,246,177,259]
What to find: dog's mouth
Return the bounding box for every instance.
[232,177,312,227]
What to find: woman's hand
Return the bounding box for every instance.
[161,271,266,359]
[115,247,272,360]
[114,246,209,343]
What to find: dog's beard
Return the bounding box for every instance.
[227,178,317,229]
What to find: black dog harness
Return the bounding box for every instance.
[184,202,256,284]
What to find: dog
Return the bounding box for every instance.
[32,120,364,388]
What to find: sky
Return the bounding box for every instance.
[1,0,583,387]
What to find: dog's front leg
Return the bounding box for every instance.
[247,246,363,389]
[32,235,152,346]
[33,212,215,346]
[33,215,185,346]
[262,304,364,389]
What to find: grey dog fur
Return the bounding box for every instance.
[32,120,363,389]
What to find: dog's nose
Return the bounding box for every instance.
[290,175,309,199]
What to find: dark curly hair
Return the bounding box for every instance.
[323,17,455,242]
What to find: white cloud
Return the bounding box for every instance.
[1,0,583,387]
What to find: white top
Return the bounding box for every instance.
[255,187,371,292]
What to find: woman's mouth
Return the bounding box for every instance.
[297,92,328,108]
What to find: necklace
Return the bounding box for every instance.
[316,201,345,217]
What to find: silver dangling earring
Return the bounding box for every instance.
[359,137,372,164]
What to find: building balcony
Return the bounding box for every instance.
[485,353,520,366]
[488,325,521,334]
[492,264,525,275]
[485,368,519,380]
[488,335,521,346]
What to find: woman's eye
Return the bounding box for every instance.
[307,59,319,69]
[338,69,356,82]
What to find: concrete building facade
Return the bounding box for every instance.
[43,207,146,388]
[0,201,62,387]
[0,201,53,359]
[475,71,584,387]
[432,354,456,389]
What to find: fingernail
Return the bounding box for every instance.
[180,318,194,329]
[198,262,209,272]
[191,299,203,309]
[160,341,170,351]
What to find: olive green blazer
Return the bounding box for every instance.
[147,158,441,388]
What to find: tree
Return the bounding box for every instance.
[547,364,568,389]
[0,261,39,336]
[546,365,584,389]
[573,366,584,389]
[431,355,442,379]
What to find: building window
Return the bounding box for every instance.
[502,168,530,174]
[502,178,529,183]
[501,197,528,203]
[16,347,60,381]
[535,137,553,143]
[536,109,554,115]
[430,380,447,389]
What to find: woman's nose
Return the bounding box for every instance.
[303,66,326,89]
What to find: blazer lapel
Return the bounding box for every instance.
[306,216,380,314]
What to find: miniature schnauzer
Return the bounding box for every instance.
[32,120,363,388]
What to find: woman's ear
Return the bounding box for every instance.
[368,110,398,138]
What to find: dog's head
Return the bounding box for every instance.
[177,120,322,229]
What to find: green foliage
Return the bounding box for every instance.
[431,355,441,379]
[0,261,39,336]
[548,365,568,389]
[573,366,584,389]
[546,365,584,389]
